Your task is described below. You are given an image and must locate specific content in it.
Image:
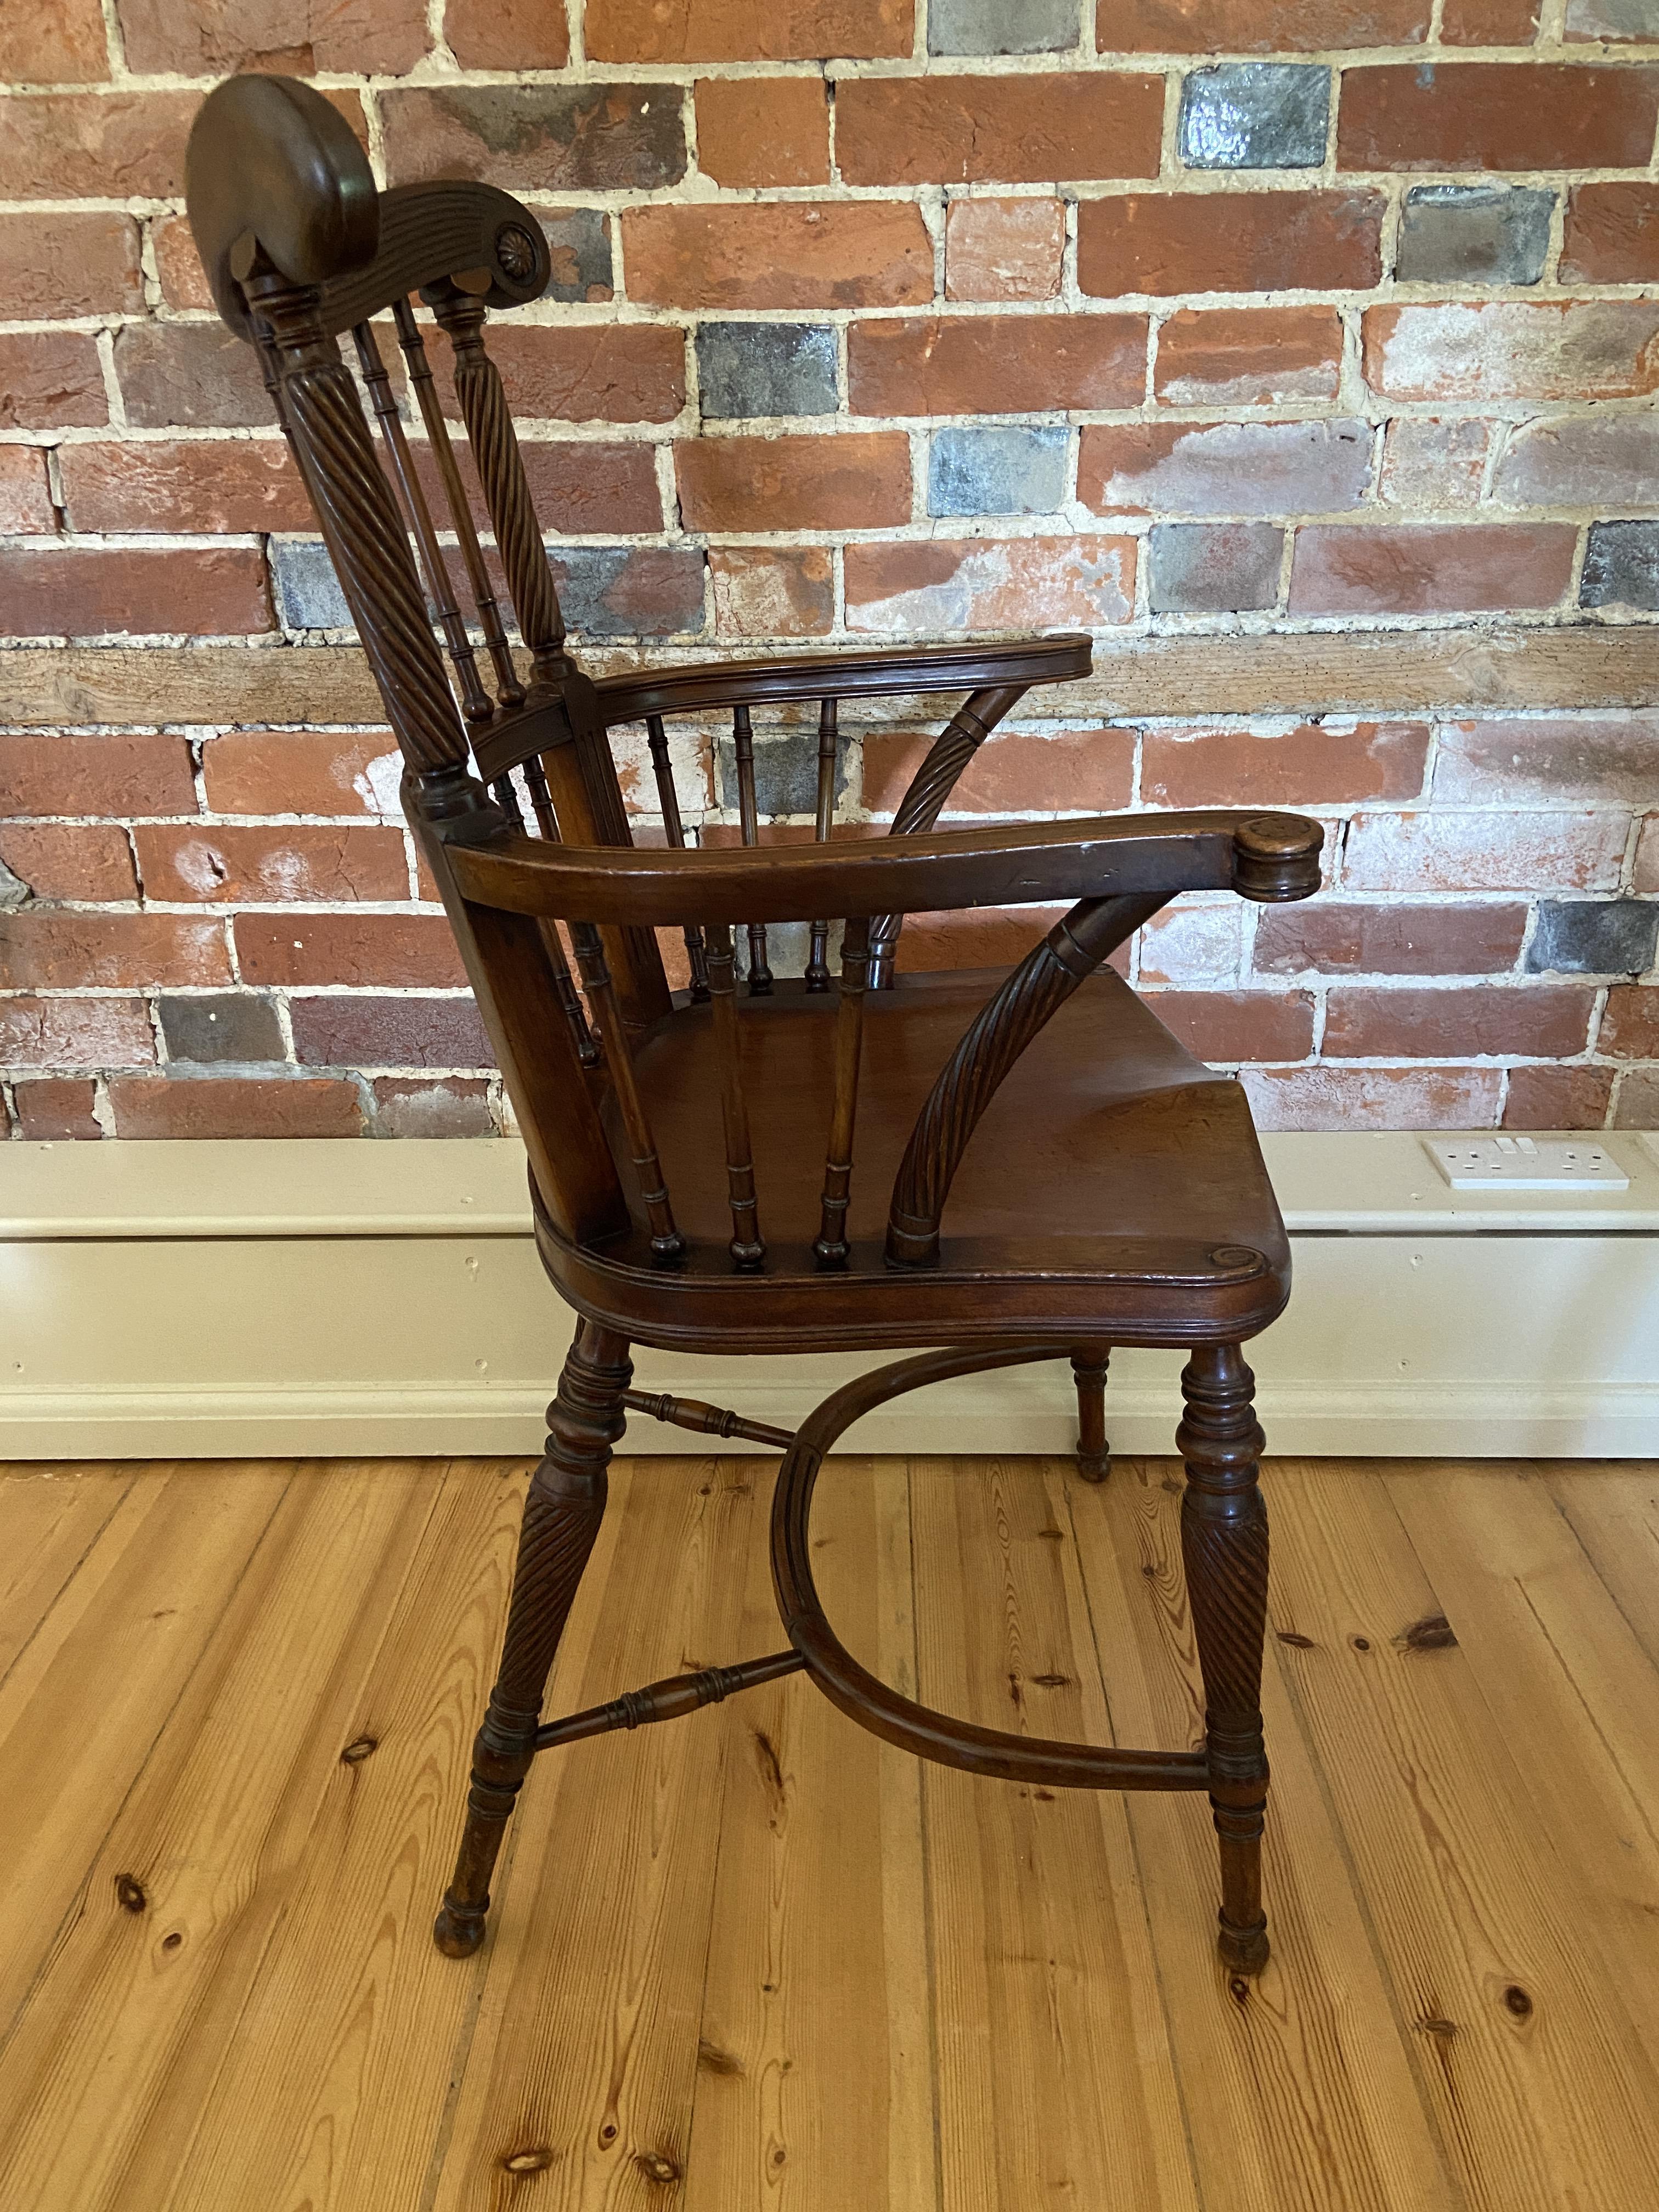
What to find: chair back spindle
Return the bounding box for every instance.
[805,697,838,992]
[814,913,870,1267]
[647,714,711,1002]
[704,923,766,1267]
[568,922,684,1262]
[730,704,772,995]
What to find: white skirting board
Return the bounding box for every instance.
[3,1133,1658,1459]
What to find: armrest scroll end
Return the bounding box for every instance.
[1231,813,1324,905]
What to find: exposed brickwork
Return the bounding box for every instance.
[4,6,1659,1138]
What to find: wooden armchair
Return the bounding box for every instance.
[187,76,1323,1982]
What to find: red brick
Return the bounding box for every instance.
[370,1076,493,1136]
[945,198,1065,304]
[676,432,910,532]
[1561,184,1659,285]
[120,0,427,72]
[1081,418,1372,517]
[59,441,312,535]
[1252,903,1528,976]
[289,994,492,1068]
[1342,811,1627,893]
[108,1074,363,1139]
[0,0,109,82]
[1079,191,1384,298]
[1289,524,1576,616]
[1153,309,1343,407]
[200,732,401,819]
[1364,302,1659,403]
[480,325,685,425]
[1600,985,1659,1059]
[1435,716,1659,805]
[1105,0,1429,48]
[695,76,829,187]
[862,726,1135,817]
[1378,418,1491,509]
[1144,722,1427,808]
[1137,903,1242,988]
[847,538,1136,634]
[0,912,229,988]
[233,914,467,987]
[0,448,54,535]
[1615,1070,1659,1128]
[1503,1065,1612,1128]
[381,85,684,193]
[895,905,1070,974]
[837,74,1162,187]
[0,825,136,902]
[0,91,363,200]
[0,334,105,431]
[12,1080,103,1140]
[0,211,140,317]
[1339,64,1659,172]
[111,324,273,431]
[445,0,568,66]
[709,549,836,638]
[850,314,1146,415]
[1,733,197,819]
[1568,0,1659,37]
[410,440,662,538]
[0,545,273,640]
[1637,817,1659,894]
[0,995,153,1069]
[1142,990,1314,1064]
[152,212,212,312]
[588,0,910,60]
[1442,0,1539,37]
[133,825,409,905]
[622,203,933,309]
[1325,985,1594,1059]
[1242,1065,1503,1130]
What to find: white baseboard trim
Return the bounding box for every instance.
[4,1135,1657,1460]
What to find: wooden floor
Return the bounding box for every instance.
[1,1455,1657,2211]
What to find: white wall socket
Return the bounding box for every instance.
[1424,1137,1630,1192]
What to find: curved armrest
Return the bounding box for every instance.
[445,809,1323,928]
[591,635,1091,726]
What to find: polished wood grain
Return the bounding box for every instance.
[2,1454,1658,2211]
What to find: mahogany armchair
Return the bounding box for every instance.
[187,76,1323,1982]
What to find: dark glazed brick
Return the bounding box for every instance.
[1582,522,1659,613]
[1149,522,1283,613]
[272,542,349,631]
[1395,185,1554,285]
[1178,65,1330,171]
[1526,900,1659,975]
[927,425,1069,517]
[548,548,707,637]
[290,994,496,1069]
[696,323,838,418]
[929,0,1079,50]
[716,732,851,817]
[539,208,613,302]
[159,994,284,1064]
[381,84,686,191]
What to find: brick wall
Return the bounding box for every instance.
[3,0,1659,1140]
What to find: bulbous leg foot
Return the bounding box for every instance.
[1218,1911,1271,1976]
[433,1898,488,1959]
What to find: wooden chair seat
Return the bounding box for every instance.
[540,968,1290,1354]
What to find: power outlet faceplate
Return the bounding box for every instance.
[1424,1136,1630,1192]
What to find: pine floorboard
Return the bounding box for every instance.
[1,1453,1655,2211]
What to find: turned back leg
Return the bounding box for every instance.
[1176,1342,1271,1974]
[434,1322,631,1958]
[1070,1348,1111,1483]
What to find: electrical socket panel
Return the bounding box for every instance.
[1423,1136,1629,1192]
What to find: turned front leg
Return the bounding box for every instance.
[434,1323,631,1958]
[1071,1347,1111,1483]
[1177,1342,1271,1975]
